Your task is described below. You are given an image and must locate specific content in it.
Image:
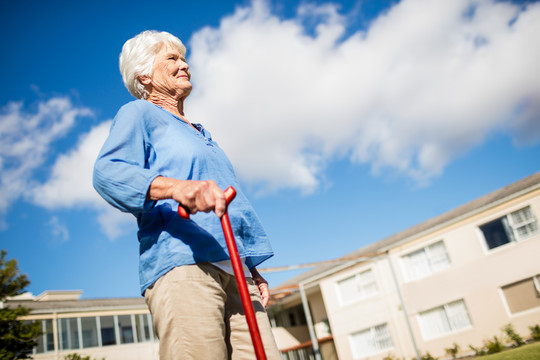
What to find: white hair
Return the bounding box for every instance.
[119,30,186,99]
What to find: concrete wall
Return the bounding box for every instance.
[272,326,311,350]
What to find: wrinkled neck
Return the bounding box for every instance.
[147,93,188,122]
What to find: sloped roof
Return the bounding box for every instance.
[272,171,540,289]
[5,297,147,314]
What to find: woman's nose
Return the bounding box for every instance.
[179,60,189,70]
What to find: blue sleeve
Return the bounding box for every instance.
[93,103,160,213]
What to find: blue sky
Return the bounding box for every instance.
[1,0,539,299]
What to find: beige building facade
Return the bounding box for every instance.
[6,291,159,360]
[268,172,540,360]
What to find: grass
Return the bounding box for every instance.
[473,341,540,360]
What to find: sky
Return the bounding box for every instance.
[1,0,539,299]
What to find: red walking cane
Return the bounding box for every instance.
[177,186,267,360]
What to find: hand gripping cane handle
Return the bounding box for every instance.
[177,186,236,219]
[177,186,267,360]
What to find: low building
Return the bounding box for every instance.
[6,290,158,360]
[268,172,540,359]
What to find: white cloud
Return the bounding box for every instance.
[30,120,136,239]
[31,121,112,209]
[187,0,540,192]
[96,206,136,240]
[0,98,92,217]
[47,216,69,243]
[0,99,134,239]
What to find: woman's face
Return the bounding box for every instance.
[149,43,192,98]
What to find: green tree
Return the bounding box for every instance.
[0,250,42,359]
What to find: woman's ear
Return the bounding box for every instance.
[138,75,152,85]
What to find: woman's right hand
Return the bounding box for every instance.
[147,176,227,218]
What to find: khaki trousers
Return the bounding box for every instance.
[144,263,281,360]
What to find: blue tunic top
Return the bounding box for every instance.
[93,100,273,294]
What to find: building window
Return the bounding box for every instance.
[135,314,154,342]
[350,323,393,358]
[81,317,99,348]
[418,299,472,340]
[273,304,307,328]
[117,315,135,344]
[33,313,156,354]
[402,241,451,281]
[337,269,378,305]
[58,317,80,350]
[35,319,55,353]
[100,316,117,346]
[480,206,538,250]
[502,275,540,314]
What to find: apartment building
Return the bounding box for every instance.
[268,172,540,360]
[6,290,158,360]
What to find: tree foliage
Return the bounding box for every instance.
[0,250,42,360]
[64,354,105,360]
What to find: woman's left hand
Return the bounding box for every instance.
[250,267,270,308]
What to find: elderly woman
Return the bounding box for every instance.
[93,30,280,359]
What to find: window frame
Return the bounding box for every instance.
[335,267,378,306]
[479,205,539,251]
[417,299,473,340]
[57,317,81,351]
[34,319,55,354]
[349,323,394,359]
[501,275,540,315]
[401,240,451,282]
[33,312,156,354]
